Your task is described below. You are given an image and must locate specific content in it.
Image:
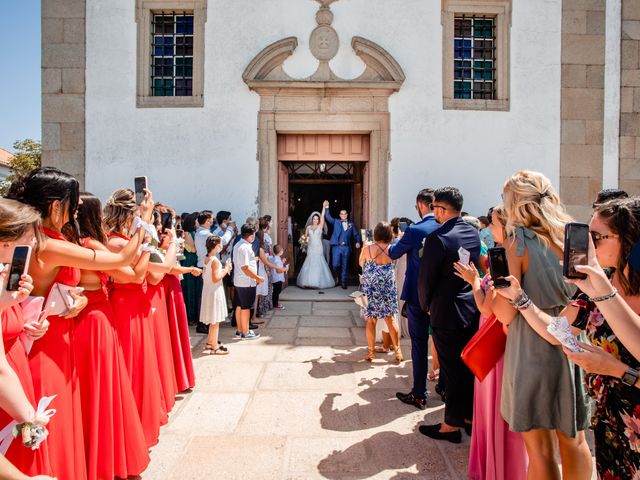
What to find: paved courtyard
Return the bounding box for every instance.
[142,289,470,479]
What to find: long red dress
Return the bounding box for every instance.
[146,280,178,413]
[29,228,87,480]
[108,234,167,448]
[0,306,52,476]
[73,254,150,480]
[162,275,195,392]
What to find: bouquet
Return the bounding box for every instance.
[298,235,309,253]
[0,396,56,454]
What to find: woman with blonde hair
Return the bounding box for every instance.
[492,171,592,480]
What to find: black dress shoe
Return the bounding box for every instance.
[418,424,462,444]
[341,283,347,289]
[464,423,472,436]
[395,392,427,410]
[249,322,260,330]
[195,324,209,334]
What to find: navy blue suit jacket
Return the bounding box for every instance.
[418,217,480,330]
[324,208,361,248]
[388,214,440,306]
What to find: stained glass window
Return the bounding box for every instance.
[151,12,194,96]
[453,15,496,100]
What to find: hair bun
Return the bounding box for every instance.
[5,175,27,203]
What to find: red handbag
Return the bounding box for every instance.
[461,314,507,382]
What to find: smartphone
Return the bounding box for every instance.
[563,222,589,279]
[366,229,373,242]
[399,221,408,232]
[134,176,147,205]
[161,212,173,232]
[488,247,510,289]
[7,246,32,291]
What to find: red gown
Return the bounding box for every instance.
[146,280,178,413]
[29,228,87,480]
[162,275,195,392]
[0,306,52,476]
[108,233,167,448]
[73,252,150,479]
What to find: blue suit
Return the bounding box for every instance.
[324,208,361,285]
[388,214,440,399]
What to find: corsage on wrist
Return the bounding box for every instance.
[510,290,532,310]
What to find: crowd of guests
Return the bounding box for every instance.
[358,174,640,480]
[1,164,639,480]
[0,167,199,479]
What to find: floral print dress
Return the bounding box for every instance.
[573,291,640,479]
[361,244,398,319]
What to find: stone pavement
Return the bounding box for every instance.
[142,293,471,479]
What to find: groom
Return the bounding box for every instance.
[323,200,361,289]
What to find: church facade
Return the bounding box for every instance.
[42,0,640,243]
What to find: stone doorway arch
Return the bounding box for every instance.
[242,3,405,245]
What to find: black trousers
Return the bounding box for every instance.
[431,324,477,427]
[194,275,208,331]
[272,281,283,306]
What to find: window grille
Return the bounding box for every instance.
[150,12,194,96]
[453,15,496,100]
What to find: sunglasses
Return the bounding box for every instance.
[590,231,619,247]
[429,203,448,211]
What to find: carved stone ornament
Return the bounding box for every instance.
[242,0,405,91]
[310,25,339,61]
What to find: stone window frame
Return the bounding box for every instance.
[135,0,206,108]
[441,0,511,111]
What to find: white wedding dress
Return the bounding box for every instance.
[296,227,335,289]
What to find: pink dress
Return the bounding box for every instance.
[468,278,528,480]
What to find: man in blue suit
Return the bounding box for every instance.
[323,200,361,289]
[417,187,480,443]
[388,189,440,410]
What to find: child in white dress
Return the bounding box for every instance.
[200,235,232,354]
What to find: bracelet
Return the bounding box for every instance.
[515,298,532,310]
[510,290,530,309]
[589,288,618,303]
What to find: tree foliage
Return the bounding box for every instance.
[0,139,41,196]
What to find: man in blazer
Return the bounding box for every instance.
[417,187,480,443]
[389,189,439,410]
[323,201,361,289]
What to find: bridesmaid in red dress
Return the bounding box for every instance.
[104,188,167,447]
[163,273,197,391]
[0,199,52,477]
[145,214,179,413]
[5,168,150,480]
[73,193,151,480]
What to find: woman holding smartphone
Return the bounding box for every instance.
[491,171,592,480]
[5,168,152,480]
[0,199,52,477]
[495,197,640,479]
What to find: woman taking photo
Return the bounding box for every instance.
[6,168,152,480]
[496,197,640,479]
[104,188,166,448]
[491,170,592,480]
[358,222,402,363]
[73,193,150,480]
[0,199,51,477]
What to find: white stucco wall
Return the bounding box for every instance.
[86,0,562,221]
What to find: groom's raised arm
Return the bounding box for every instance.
[324,205,335,225]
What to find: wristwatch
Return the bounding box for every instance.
[621,367,639,387]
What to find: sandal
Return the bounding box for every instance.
[427,368,440,382]
[366,348,375,362]
[375,345,390,353]
[394,346,404,363]
[204,344,229,355]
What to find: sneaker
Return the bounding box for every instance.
[274,305,286,310]
[241,330,261,340]
[235,330,242,338]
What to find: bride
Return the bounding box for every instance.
[296,210,335,289]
